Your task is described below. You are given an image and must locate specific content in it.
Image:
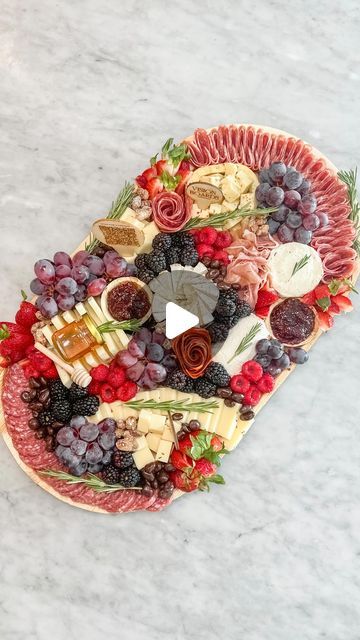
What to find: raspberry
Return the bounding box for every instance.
[230,374,250,394]
[243,385,262,406]
[212,250,230,264]
[257,373,275,393]
[90,364,110,381]
[198,226,218,245]
[107,368,126,388]
[241,360,263,383]
[196,243,214,260]
[116,381,137,402]
[88,379,102,395]
[23,364,40,379]
[100,383,116,403]
[28,349,53,372]
[210,435,223,452]
[214,230,232,249]
[43,364,59,379]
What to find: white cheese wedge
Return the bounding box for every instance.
[155,439,173,463]
[221,175,242,202]
[213,314,268,376]
[190,164,226,181]
[133,446,155,470]
[146,432,161,452]
[199,174,223,188]
[215,403,239,440]
[268,243,324,298]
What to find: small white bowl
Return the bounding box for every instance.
[101,277,153,326]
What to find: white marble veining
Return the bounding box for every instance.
[1,1,360,639]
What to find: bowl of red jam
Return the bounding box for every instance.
[267,297,318,347]
[101,277,152,325]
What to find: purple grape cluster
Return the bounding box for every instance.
[30,249,134,318]
[254,338,308,376]
[115,326,177,390]
[255,162,329,245]
[55,416,117,476]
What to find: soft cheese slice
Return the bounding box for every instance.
[213,314,268,376]
[268,243,323,298]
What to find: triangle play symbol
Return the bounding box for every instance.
[165,302,199,339]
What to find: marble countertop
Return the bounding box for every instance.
[1,1,359,639]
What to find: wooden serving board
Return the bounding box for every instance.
[1,125,359,513]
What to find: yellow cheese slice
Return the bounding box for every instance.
[146,432,161,452]
[155,440,173,463]
[133,446,155,470]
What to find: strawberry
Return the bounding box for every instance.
[146,177,163,200]
[136,174,147,189]
[0,322,29,337]
[90,364,110,381]
[15,296,37,329]
[107,368,127,388]
[178,160,192,171]
[174,168,191,196]
[210,435,223,452]
[315,284,331,300]
[178,431,201,454]
[301,290,317,306]
[142,166,157,182]
[241,360,263,383]
[116,381,137,402]
[230,374,250,394]
[100,383,117,403]
[0,332,33,360]
[243,385,262,406]
[255,286,279,309]
[154,159,168,175]
[328,301,340,315]
[194,458,217,478]
[316,310,334,331]
[170,468,201,492]
[254,305,271,319]
[331,294,353,312]
[170,449,193,471]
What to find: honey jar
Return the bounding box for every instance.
[52,316,103,362]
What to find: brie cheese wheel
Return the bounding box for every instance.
[268,243,323,298]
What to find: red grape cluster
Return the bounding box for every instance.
[30,250,132,318]
[256,162,329,245]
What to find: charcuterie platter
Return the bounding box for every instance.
[1,124,359,514]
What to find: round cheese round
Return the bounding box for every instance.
[268,243,324,298]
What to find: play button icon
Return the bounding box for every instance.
[165,302,199,339]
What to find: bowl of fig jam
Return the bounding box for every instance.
[101,277,152,325]
[268,298,318,347]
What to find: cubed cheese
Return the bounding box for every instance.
[135,435,147,450]
[224,163,238,176]
[220,176,242,202]
[161,426,175,443]
[146,432,161,452]
[209,203,222,215]
[221,200,238,213]
[240,193,256,209]
[155,440,173,463]
[137,409,166,433]
[133,446,155,470]
[236,170,253,194]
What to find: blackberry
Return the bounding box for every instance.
[137,268,155,284]
[204,362,230,387]
[51,400,72,423]
[152,233,173,252]
[183,376,195,393]
[181,248,199,267]
[172,232,195,250]
[147,250,167,275]
[119,466,141,487]
[215,298,237,317]
[69,383,88,402]
[49,380,69,402]
[235,299,252,318]
[208,322,229,343]
[38,410,53,428]
[165,247,181,267]
[229,313,242,328]
[102,464,121,485]
[112,451,134,469]
[134,253,148,270]
[72,395,100,417]
[194,378,217,399]
[221,288,239,304]
[166,369,187,391]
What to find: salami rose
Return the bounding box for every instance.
[152,191,190,232]
[172,328,212,379]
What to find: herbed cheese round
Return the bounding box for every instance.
[268,242,323,298]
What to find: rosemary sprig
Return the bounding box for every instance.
[183,204,277,231]
[97,319,142,334]
[86,182,135,252]
[338,168,360,256]
[291,254,311,278]
[39,470,141,492]
[228,322,262,363]
[125,398,219,414]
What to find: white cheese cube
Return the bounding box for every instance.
[146,432,161,452]
[209,203,222,214]
[133,446,155,470]
[161,426,175,443]
[220,176,242,202]
[240,193,256,209]
[137,409,166,433]
[224,163,238,176]
[236,170,253,194]
[155,440,173,463]
[135,435,147,450]
[221,200,238,213]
